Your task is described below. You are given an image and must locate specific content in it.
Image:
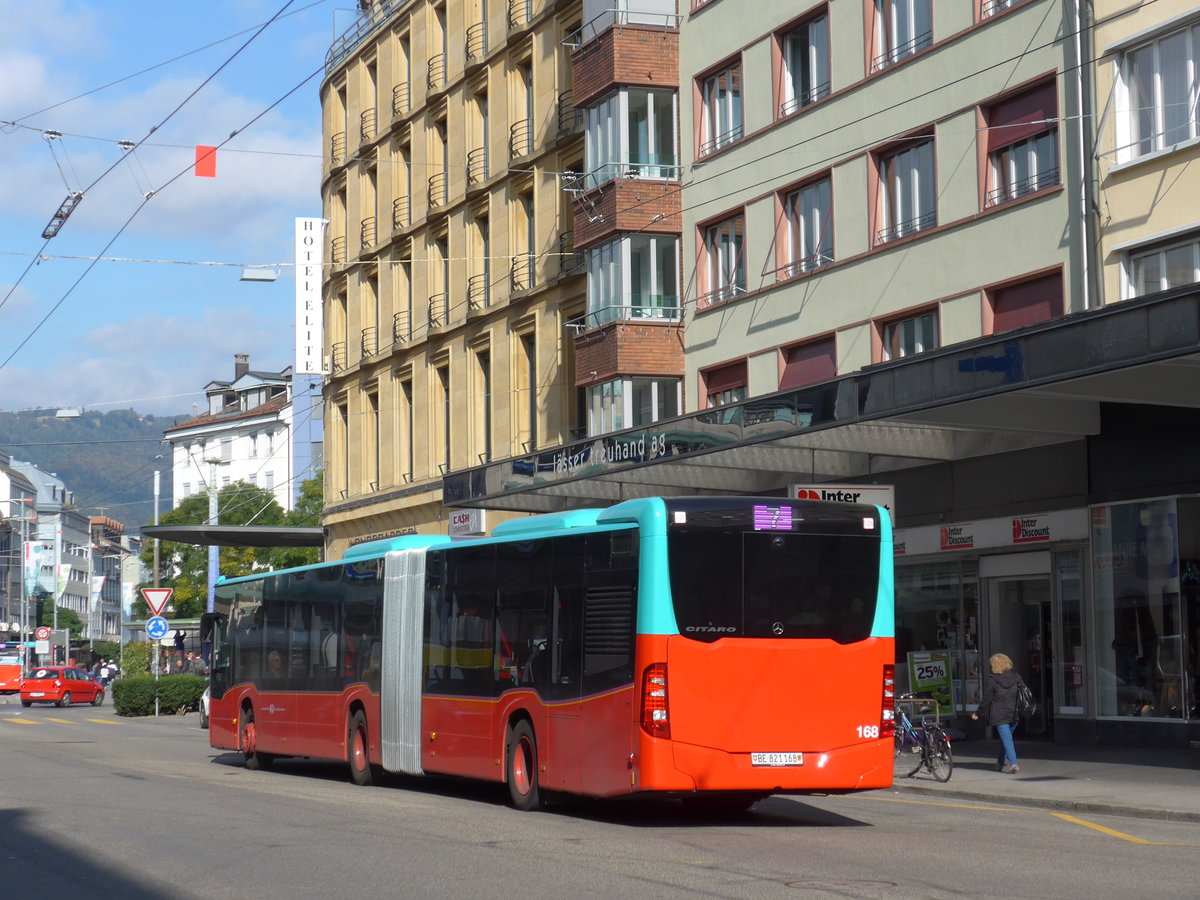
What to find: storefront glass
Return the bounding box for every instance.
[1054,550,1085,714]
[1092,499,1186,718]
[894,560,979,713]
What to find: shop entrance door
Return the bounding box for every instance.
[987,576,1052,737]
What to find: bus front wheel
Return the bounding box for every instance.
[348,711,381,786]
[505,720,541,811]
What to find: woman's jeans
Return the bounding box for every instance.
[995,721,1019,768]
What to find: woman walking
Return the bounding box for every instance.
[972,652,1026,774]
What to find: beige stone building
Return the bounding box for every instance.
[319,0,587,553]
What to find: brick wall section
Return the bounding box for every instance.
[574,179,681,248]
[574,321,685,386]
[572,26,679,108]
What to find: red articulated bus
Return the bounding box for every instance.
[205,496,895,811]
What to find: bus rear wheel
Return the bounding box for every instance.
[348,711,381,786]
[505,720,542,811]
[240,710,274,770]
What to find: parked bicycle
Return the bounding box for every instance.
[894,694,953,782]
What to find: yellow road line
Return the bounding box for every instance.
[1,717,38,725]
[46,717,73,724]
[1050,813,1200,847]
[86,718,123,725]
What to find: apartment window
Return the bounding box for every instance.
[584,89,677,188]
[476,350,492,462]
[990,272,1062,333]
[437,366,451,473]
[400,378,414,482]
[265,471,275,491]
[779,13,830,117]
[985,80,1059,206]
[519,333,537,449]
[704,361,747,408]
[220,437,232,461]
[699,60,743,156]
[781,176,833,277]
[700,214,746,306]
[366,391,380,489]
[1116,22,1200,161]
[588,377,680,435]
[779,337,836,390]
[1127,234,1200,298]
[872,0,932,72]
[586,234,679,325]
[876,137,936,243]
[182,482,190,497]
[882,310,938,360]
[980,0,1024,18]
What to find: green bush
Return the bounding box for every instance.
[113,674,207,717]
[121,641,153,680]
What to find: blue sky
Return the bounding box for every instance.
[0,0,348,417]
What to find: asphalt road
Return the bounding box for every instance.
[1,702,1197,899]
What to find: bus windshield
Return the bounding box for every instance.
[666,499,881,643]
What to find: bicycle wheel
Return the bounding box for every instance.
[926,728,953,783]
[894,729,923,778]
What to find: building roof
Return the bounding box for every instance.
[164,392,290,437]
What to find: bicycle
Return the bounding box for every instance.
[894,694,953,782]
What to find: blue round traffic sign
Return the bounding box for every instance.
[146,616,170,640]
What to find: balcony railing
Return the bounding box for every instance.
[871,31,933,73]
[510,253,535,291]
[467,146,489,184]
[360,107,377,143]
[467,273,490,311]
[428,293,448,327]
[697,283,747,309]
[392,82,410,117]
[698,124,744,157]
[330,235,347,265]
[981,0,1019,17]
[360,216,377,249]
[875,211,937,244]
[330,341,347,372]
[509,119,532,159]
[361,326,378,357]
[556,231,584,279]
[567,296,682,331]
[427,53,446,90]
[772,251,834,282]
[392,195,410,229]
[466,21,488,60]
[557,89,582,135]
[985,168,1059,207]
[778,81,831,118]
[330,131,346,164]
[326,0,410,73]
[565,157,682,193]
[428,172,447,208]
[508,0,532,28]
[392,311,410,344]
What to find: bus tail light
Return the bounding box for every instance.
[640,662,670,739]
[881,664,895,737]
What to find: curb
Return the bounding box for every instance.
[891,783,1200,824]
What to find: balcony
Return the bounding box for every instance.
[467,146,489,185]
[428,172,447,208]
[360,216,377,249]
[875,211,937,245]
[698,124,744,158]
[556,231,584,279]
[570,296,682,330]
[778,81,830,118]
[392,82,410,117]
[330,341,347,372]
[509,119,532,159]
[508,0,531,29]
[697,283,747,310]
[510,253,535,292]
[392,195,410,230]
[985,168,1060,207]
[557,89,582,136]
[427,53,446,91]
[361,326,378,358]
[330,131,346,165]
[871,31,933,73]
[360,107,377,143]
[392,311,410,344]
[466,21,488,61]
[428,293,448,328]
[330,235,347,265]
[467,273,490,312]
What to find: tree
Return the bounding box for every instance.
[262,469,324,571]
[39,604,84,641]
[136,480,290,619]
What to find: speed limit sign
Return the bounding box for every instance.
[35,626,51,640]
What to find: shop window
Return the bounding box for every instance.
[1126,233,1200,298]
[779,337,836,390]
[1115,20,1200,163]
[989,272,1062,333]
[984,80,1059,207]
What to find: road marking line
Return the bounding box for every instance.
[1051,813,1200,846]
[1,717,38,725]
[46,717,73,724]
[86,718,123,725]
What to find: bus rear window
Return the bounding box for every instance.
[668,527,880,643]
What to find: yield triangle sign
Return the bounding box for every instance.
[141,587,173,616]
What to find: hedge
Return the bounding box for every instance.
[112,674,207,717]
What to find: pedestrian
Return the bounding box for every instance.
[100,659,112,686]
[972,652,1026,774]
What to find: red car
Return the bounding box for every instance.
[20,666,105,707]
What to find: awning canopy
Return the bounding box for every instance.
[140,525,326,548]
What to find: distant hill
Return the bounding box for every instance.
[0,408,184,533]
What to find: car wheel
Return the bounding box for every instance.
[59,692,72,708]
[200,708,209,729]
[92,691,104,707]
[21,700,32,707]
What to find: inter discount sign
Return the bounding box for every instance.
[141,587,173,616]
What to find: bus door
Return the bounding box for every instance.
[543,582,584,789]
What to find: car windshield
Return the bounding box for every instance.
[27,669,62,680]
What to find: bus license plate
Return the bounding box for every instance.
[751,752,803,767]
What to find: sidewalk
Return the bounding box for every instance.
[890,739,1200,822]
